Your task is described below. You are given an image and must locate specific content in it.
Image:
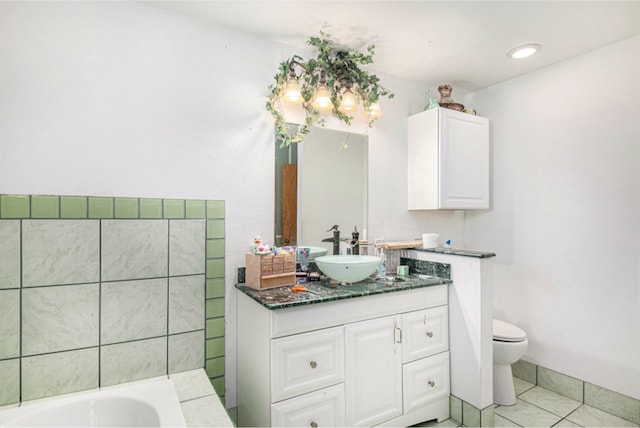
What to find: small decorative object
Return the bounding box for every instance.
[463,108,477,115]
[266,32,394,147]
[251,235,270,255]
[437,84,464,111]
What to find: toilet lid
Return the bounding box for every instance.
[493,319,526,342]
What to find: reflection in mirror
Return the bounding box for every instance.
[275,125,368,254]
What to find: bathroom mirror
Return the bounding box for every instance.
[275,124,368,253]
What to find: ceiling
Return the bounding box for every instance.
[142,1,640,94]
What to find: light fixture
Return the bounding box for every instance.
[338,85,357,113]
[267,32,394,147]
[312,74,334,111]
[281,70,304,105]
[366,101,383,118]
[507,43,541,60]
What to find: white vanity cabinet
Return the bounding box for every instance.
[237,285,450,428]
[408,107,490,210]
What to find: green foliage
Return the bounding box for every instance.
[267,32,394,147]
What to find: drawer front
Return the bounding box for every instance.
[271,326,344,401]
[402,306,448,363]
[271,383,345,427]
[402,351,450,413]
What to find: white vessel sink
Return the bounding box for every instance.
[314,255,381,283]
[298,246,329,260]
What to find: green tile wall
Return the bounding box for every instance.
[0,194,226,402]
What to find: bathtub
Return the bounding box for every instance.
[0,377,186,427]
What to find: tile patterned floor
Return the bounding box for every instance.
[418,378,639,427]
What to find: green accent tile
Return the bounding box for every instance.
[206,259,225,279]
[139,198,162,218]
[115,198,139,218]
[88,197,114,218]
[31,195,59,218]
[206,239,225,258]
[206,279,225,298]
[186,200,206,218]
[205,356,225,378]
[206,317,225,339]
[206,220,225,239]
[206,298,225,318]
[206,201,225,219]
[60,196,87,218]
[206,337,225,358]
[211,376,225,397]
[0,195,30,218]
[163,199,185,219]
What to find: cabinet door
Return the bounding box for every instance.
[271,383,345,427]
[439,108,489,209]
[271,326,344,402]
[403,351,450,413]
[402,306,448,364]
[345,315,402,427]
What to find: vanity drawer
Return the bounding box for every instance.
[271,383,345,427]
[402,306,448,363]
[271,326,345,402]
[402,351,450,413]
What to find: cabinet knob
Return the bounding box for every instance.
[428,380,435,387]
[426,331,433,338]
[309,361,318,369]
[310,422,318,428]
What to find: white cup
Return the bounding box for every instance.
[422,233,439,248]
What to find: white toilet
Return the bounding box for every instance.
[493,319,528,406]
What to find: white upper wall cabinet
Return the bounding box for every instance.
[408,108,490,210]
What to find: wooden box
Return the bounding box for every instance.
[245,252,296,290]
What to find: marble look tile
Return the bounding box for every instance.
[537,366,584,403]
[0,289,20,359]
[180,395,234,428]
[22,220,99,287]
[449,395,463,424]
[462,400,481,427]
[169,220,206,276]
[514,377,536,396]
[100,337,167,387]
[494,414,520,427]
[101,278,167,344]
[0,359,20,406]
[495,399,562,427]
[101,220,168,281]
[170,368,215,402]
[412,418,460,427]
[553,419,582,427]
[584,383,640,425]
[21,348,99,401]
[566,404,638,427]
[519,386,582,417]
[481,404,495,426]
[22,284,99,356]
[512,359,537,385]
[0,221,20,289]
[169,275,205,334]
[168,330,205,374]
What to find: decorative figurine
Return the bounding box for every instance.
[437,84,464,111]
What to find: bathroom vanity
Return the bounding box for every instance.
[236,275,452,427]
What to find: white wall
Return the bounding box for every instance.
[464,35,640,399]
[0,1,466,406]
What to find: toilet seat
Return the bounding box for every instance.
[493,319,526,342]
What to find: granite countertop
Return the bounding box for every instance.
[236,274,452,310]
[416,247,496,258]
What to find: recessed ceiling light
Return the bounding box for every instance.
[507,43,541,59]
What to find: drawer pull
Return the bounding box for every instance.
[310,422,318,428]
[428,380,435,387]
[309,361,318,369]
[426,331,433,338]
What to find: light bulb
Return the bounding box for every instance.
[282,78,303,104]
[338,88,357,113]
[312,84,334,111]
